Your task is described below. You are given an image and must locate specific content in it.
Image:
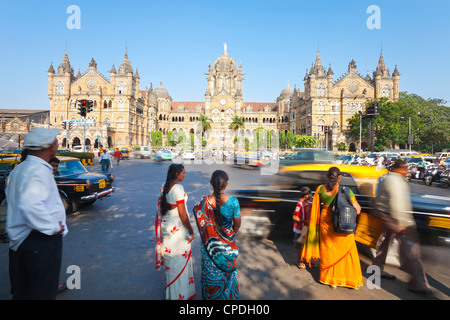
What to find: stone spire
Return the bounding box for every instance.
[374,50,388,77]
[58,48,72,74]
[88,57,97,70]
[327,63,334,76]
[118,49,133,74]
[392,65,400,77]
[311,51,326,77]
[48,61,55,73]
[109,61,117,74]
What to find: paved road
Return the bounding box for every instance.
[0,158,448,300]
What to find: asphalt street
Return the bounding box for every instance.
[0,158,448,300]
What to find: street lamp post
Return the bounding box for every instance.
[408,116,411,153]
[359,111,362,152]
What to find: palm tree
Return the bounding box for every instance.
[230,116,245,154]
[198,114,213,134]
[229,116,245,131]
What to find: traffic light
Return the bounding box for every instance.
[87,100,94,113]
[62,121,67,130]
[373,102,379,115]
[77,99,87,117]
[366,102,379,116]
[68,121,74,130]
[324,126,329,134]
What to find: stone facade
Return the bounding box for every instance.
[295,50,399,151]
[48,49,154,148]
[48,46,399,151]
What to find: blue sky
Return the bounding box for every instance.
[0,0,449,109]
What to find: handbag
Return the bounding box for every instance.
[297,226,308,245]
[331,186,357,234]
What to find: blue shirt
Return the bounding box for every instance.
[219,196,240,229]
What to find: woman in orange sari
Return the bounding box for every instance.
[301,167,363,289]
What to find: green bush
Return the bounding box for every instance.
[58,151,94,160]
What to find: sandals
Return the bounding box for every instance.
[297,262,306,269]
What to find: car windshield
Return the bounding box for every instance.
[57,160,88,176]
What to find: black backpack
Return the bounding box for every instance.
[331,186,357,234]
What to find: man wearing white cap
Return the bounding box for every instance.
[6,128,68,300]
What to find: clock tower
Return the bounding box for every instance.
[205,44,244,132]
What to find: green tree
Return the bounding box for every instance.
[198,114,213,133]
[397,92,450,152]
[279,131,286,149]
[229,116,245,131]
[294,135,319,148]
[150,130,162,146]
[335,142,347,151]
[348,97,421,151]
[286,131,295,149]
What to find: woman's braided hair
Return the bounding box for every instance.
[161,163,185,215]
[325,166,341,192]
[210,170,229,228]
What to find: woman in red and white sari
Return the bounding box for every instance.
[155,164,195,300]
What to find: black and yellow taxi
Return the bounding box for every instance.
[55,156,114,212]
[232,163,450,247]
[0,155,114,213]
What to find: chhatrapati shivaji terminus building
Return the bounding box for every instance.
[48,45,398,151]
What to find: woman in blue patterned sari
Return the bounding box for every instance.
[193,170,241,300]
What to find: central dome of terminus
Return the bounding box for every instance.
[212,43,239,72]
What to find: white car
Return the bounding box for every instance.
[72,146,84,152]
[181,150,195,160]
[134,146,152,158]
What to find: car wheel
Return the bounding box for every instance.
[60,193,72,215]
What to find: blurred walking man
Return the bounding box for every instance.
[372,159,431,295]
[7,128,68,299]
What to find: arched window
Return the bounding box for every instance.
[117,81,126,95]
[382,84,391,98]
[117,100,125,111]
[116,116,125,129]
[55,81,64,95]
[316,83,326,97]
[317,101,325,113]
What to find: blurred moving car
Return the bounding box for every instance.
[55,156,114,213]
[72,145,84,152]
[181,150,195,160]
[280,149,334,167]
[232,163,449,247]
[232,152,266,169]
[153,149,172,161]
[134,146,152,159]
[119,147,130,159]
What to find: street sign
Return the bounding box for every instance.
[69,119,93,126]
